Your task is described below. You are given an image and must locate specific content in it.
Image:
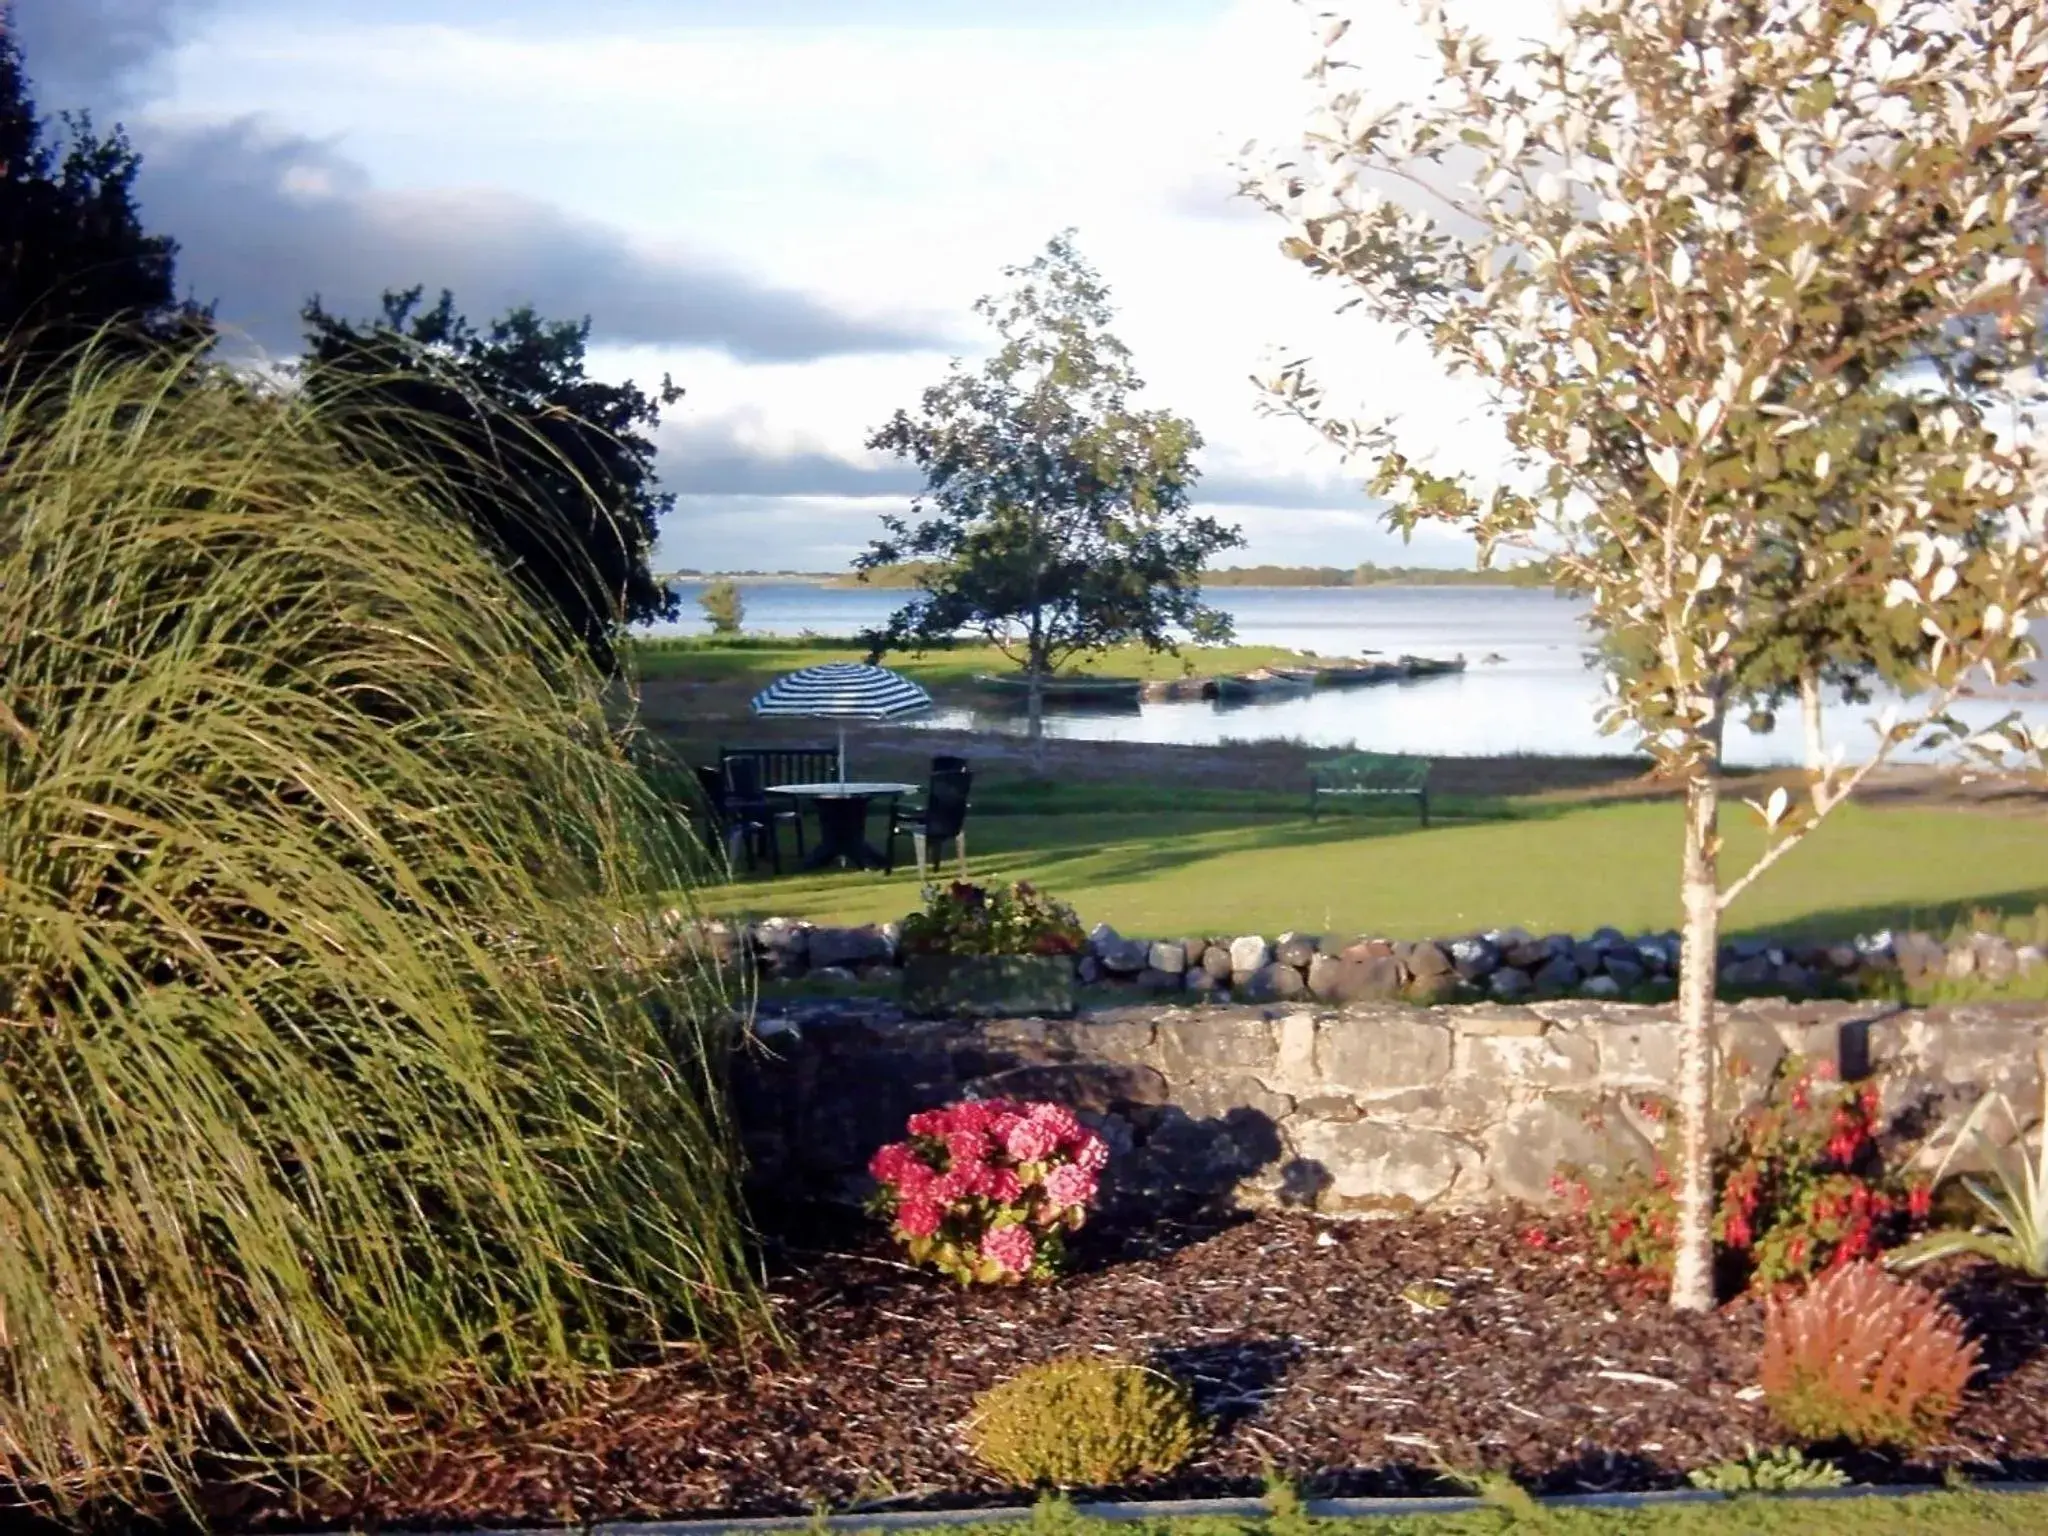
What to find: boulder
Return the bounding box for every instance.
[1405,940,1453,979]
[1602,955,1646,991]
[1341,938,1396,963]
[808,924,895,970]
[1097,936,1151,975]
[1076,954,1103,986]
[1580,974,1623,1000]
[1972,935,2019,986]
[1149,940,1189,975]
[1488,966,1534,1001]
[1185,968,1222,995]
[1305,952,1345,1002]
[1505,940,1552,971]
[1229,935,1273,975]
[1201,944,1235,981]
[808,965,858,986]
[1945,944,1978,981]
[1533,956,1583,993]
[1242,960,1308,1003]
[1275,932,1319,969]
[1323,953,1406,1004]
[1719,954,1773,990]
[1449,937,1501,981]
[1894,931,1946,986]
[1136,967,1183,993]
[2020,945,2046,976]
[1406,971,1463,1005]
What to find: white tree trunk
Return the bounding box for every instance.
[1799,666,1825,774]
[1670,766,1722,1312]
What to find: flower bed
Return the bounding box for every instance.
[216,1205,2048,1529]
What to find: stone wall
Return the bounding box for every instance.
[719,916,2046,1006]
[736,997,2048,1218]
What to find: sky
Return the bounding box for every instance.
[10,0,1536,573]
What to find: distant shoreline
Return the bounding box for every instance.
[661,567,1555,590]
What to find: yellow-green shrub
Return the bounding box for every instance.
[0,342,756,1509]
[968,1358,1205,1489]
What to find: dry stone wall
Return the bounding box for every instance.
[736,997,2048,1218]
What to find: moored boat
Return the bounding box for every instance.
[974,672,1145,705]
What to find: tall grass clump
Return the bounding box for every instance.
[0,343,758,1509]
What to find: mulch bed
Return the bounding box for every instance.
[229,1206,2048,1533]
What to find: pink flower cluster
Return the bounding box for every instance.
[867,1098,1110,1285]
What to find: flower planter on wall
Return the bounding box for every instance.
[901,954,1077,1019]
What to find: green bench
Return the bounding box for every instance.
[1308,751,1433,826]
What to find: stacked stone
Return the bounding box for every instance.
[1075,923,2044,1005]
[681,913,2044,1000]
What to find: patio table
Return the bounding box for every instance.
[765,782,917,870]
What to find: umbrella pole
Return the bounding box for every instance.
[838,724,846,785]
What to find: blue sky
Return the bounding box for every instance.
[13,0,1519,572]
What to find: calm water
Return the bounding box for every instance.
[650,581,2043,768]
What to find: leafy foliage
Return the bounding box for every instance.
[859,233,1242,739]
[1686,1444,1849,1492]
[0,345,755,1508]
[1563,1057,1932,1295]
[968,1358,1205,1488]
[1890,1076,2048,1279]
[867,1099,1109,1285]
[1760,1263,1977,1448]
[899,880,1087,958]
[298,286,683,670]
[1244,0,2048,1309]
[699,576,746,634]
[0,34,208,383]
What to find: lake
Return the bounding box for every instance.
[649,581,2044,768]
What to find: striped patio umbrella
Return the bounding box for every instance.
[748,662,933,782]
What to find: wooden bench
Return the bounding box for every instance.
[1308,751,1432,826]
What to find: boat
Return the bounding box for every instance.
[1396,653,1469,678]
[973,672,1145,705]
[1312,661,1407,687]
[1214,666,1318,702]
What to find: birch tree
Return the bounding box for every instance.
[1243,0,2048,1310]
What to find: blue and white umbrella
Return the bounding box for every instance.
[749,662,933,781]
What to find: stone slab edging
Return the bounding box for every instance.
[317,1481,2048,1536]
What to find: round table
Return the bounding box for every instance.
[765,782,917,871]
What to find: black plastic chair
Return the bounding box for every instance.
[719,755,791,874]
[931,754,969,776]
[887,767,971,879]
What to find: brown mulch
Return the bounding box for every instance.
[220,1208,2048,1533]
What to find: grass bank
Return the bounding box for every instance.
[629,634,1332,691]
[706,792,2048,948]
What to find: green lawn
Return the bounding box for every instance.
[630,634,1328,690]
[707,795,2048,945]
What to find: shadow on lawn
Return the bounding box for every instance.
[1724,883,2048,945]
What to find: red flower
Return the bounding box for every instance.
[1909,1182,1933,1220]
[896,1200,943,1239]
[869,1141,922,1184]
[946,1129,991,1169]
[1523,1226,1552,1249]
[1044,1162,1097,1209]
[1004,1117,1060,1164]
[1725,1213,1753,1250]
[981,1224,1036,1275]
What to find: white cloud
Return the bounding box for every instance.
[111,0,1571,566]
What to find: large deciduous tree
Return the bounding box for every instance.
[298,287,683,672]
[0,29,209,381]
[860,233,1243,751]
[1245,0,2048,1309]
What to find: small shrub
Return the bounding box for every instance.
[869,1099,1109,1284]
[968,1358,1204,1488]
[1760,1262,1978,1448]
[1686,1444,1849,1491]
[1559,1055,1932,1295]
[697,576,745,633]
[899,880,1086,958]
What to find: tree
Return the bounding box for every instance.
[699,576,745,634]
[298,287,682,671]
[1246,0,2048,1310]
[860,233,1244,751]
[0,28,209,382]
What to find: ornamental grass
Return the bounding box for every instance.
[0,341,757,1510]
